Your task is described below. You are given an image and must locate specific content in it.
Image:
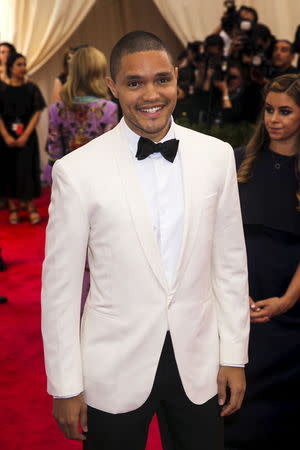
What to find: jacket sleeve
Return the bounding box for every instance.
[41,159,89,396]
[211,143,250,365]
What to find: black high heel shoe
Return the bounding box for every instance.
[0,248,6,271]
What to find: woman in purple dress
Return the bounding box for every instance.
[45,45,118,310]
[45,45,118,183]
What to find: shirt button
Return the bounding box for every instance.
[167,295,173,308]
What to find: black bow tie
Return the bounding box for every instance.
[136,137,179,163]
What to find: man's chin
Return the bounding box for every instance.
[139,119,171,136]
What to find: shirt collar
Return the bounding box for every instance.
[120,116,176,157]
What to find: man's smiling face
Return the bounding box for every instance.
[107,50,178,142]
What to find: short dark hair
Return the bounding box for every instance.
[251,24,272,43]
[204,34,224,51]
[6,52,25,78]
[239,6,258,23]
[275,39,295,54]
[110,30,174,81]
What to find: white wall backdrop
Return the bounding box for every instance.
[242,0,300,42]
[0,0,95,74]
[153,0,300,45]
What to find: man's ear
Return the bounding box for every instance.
[106,77,118,99]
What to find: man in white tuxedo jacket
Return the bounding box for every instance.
[41,31,249,450]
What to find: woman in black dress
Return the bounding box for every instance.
[225,74,300,450]
[0,53,46,224]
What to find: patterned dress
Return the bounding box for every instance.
[45,96,118,311]
[44,96,118,183]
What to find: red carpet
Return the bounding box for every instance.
[0,187,162,450]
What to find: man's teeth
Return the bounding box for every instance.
[141,106,162,113]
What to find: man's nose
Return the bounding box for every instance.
[142,83,160,101]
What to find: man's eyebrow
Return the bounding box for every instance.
[124,71,173,80]
[155,71,173,77]
[125,75,143,80]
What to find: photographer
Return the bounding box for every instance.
[233,23,275,87]
[269,40,299,78]
[174,41,206,123]
[196,34,225,125]
[239,5,258,24]
[174,35,225,125]
[177,41,204,94]
[216,1,258,57]
[214,61,262,124]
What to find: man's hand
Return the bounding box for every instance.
[217,366,246,417]
[53,393,87,441]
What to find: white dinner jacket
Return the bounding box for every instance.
[41,120,249,414]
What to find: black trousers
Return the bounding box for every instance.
[84,332,223,450]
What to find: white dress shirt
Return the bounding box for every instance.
[122,118,183,288]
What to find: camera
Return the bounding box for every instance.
[223,0,236,12]
[221,0,240,35]
[208,55,229,81]
[222,0,254,50]
[249,52,272,81]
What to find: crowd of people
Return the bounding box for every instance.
[0,6,299,450]
[174,4,300,127]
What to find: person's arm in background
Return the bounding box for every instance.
[250,264,300,323]
[43,103,65,185]
[14,111,41,148]
[102,101,119,132]
[52,77,63,104]
[0,118,16,147]
[16,83,46,148]
[214,80,232,109]
[47,103,64,161]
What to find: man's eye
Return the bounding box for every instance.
[128,81,140,87]
[158,78,170,84]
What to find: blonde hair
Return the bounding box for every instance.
[238,74,300,211]
[61,46,109,107]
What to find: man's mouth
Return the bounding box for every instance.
[139,105,164,114]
